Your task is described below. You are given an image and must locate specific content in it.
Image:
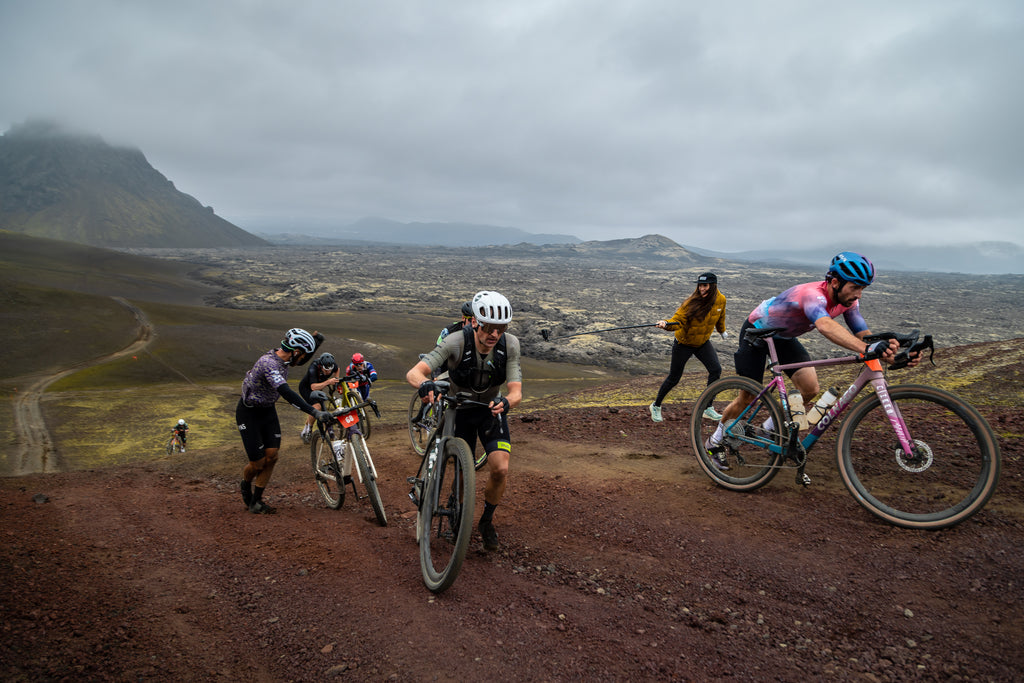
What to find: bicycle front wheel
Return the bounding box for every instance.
[691,376,785,491]
[837,384,1000,529]
[347,391,372,440]
[419,437,475,593]
[310,432,345,509]
[166,438,175,456]
[351,434,387,526]
[408,392,437,456]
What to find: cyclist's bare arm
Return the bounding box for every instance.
[407,360,438,402]
[491,381,522,416]
[815,316,898,362]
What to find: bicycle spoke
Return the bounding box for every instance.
[691,376,785,491]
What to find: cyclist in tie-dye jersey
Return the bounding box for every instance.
[705,252,917,467]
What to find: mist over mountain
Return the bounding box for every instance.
[0,120,266,248]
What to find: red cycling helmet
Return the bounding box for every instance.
[351,352,365,364]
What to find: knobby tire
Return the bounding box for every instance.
[408,391,437,456]
[351,434,387,526]
[691,376,786,491]
[419,437,475,593]
[347,390,372,440]
[310,432,345,509]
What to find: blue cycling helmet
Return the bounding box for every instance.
[827,252,875,286]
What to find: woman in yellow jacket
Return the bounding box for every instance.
[649,272,727,423]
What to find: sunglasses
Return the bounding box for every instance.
[480,323,508,335]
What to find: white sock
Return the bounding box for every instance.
[710,423,725,445]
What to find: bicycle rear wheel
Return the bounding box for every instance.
[310,432,345,509]
[408,392,438,456]
[419,437,475,593]
[837,384,1000,529]
[691,376,785,491]
[350,434,387,526]
[347,390,372,440]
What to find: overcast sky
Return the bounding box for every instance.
[1,1,1022,250]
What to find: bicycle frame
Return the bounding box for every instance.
[695,329,999,529]
[734,338,915,460]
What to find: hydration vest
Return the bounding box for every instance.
[448,325,507,391]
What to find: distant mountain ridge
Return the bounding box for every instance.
[0,120,266,248]
[685,242,1024,276]
[255,215,580,247]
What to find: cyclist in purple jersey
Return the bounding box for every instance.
[706,253,919,465]
[236,328,334,514]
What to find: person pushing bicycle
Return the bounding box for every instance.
[171,418,189,452]
[407,290,522,552]
[236,328,335,514]
[299,352,341,444]
[706,252,920,471]
[435,300,475,346]
[346,352,378,400]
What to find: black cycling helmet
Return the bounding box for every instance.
[317,352,336,370]
[309,390,330,404]
[461,301,474,317]
[827,252,875,286]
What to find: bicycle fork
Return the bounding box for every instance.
[408,442,438,508]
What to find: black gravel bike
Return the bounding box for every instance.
[691,328,1000,530]
[309,387,387,526]
[407,381,495,593]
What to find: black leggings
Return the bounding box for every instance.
[654,340,721,406]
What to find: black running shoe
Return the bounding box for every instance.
[479,521,499,551]
[249,500,276,515]
[240,480,253,507]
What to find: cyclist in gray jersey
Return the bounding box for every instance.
[407,290,522,552]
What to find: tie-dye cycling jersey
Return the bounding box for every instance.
[747,281,868,339]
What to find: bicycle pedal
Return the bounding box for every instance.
[797,473,812,486]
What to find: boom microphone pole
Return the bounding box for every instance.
[540,322,677,341]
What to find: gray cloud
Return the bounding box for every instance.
[2,0,1022,248]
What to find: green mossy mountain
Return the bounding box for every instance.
[0,120,266,248]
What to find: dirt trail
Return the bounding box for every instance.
[2,408,1022,681]
[10,297,153,474]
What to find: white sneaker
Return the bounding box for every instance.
[702,406,722,421]
[300,428,311,444]
[180,448,185,453]
[649,404,663,422]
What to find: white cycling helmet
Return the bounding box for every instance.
[471,290,513,324]
[178,419,186,426]
[281,327,316,354]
